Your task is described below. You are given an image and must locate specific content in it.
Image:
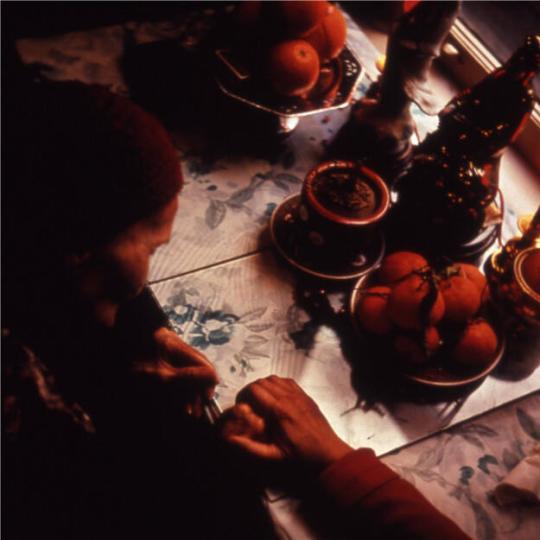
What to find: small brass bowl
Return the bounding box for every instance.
[513,247,540,325]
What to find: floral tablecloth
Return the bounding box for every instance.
[268,393,540,540]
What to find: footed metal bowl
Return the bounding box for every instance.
[215,45,364,133]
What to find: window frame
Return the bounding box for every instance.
[440,18,540,172]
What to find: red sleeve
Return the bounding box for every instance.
[317,448,471,540]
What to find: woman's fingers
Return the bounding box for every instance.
[133,329,219,417]
[151,329,219,393]
[134,361,218,388]
[219,403,266,439]
[160,364,218,388]
[262,375,296,394]
[226,435,285,461]
[236,379,280,416]
[226,376,353,469]
[155,327,214,369]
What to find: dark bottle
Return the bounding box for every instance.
[388,152,500,258]
[328,1,459,185]
[418,35,540,164]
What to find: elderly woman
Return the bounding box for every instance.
[3,80,217,415]
[2,80,278,540]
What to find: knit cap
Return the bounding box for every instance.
[6,81,182,256]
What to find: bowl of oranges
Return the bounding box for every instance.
[350,251,505,387]
[215,1,364,132]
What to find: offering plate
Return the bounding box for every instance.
[215,45,364,133]
[349,272,506,388]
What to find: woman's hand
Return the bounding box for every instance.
[133,327,218,417]
[221,376,353,472]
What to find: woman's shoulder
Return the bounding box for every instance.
[2,329,107,540]
[2,327,96,441]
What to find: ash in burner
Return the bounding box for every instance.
[312,168,377,219]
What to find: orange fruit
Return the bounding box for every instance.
[378,251,429,285]
[403,0,421,13]
[393,326,440,365]
[454,262,489,303]
[387,274,445,330]
[275,0,330,37]
[356,285,392,335]
[304,4,347,62]
[268,39,320,96]
[394,335,425,365]
[424,326,442,355]
[451,319,498,368]
[439,274,481,324]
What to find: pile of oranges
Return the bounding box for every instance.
[232,1,347,97]
[356,251,499,370]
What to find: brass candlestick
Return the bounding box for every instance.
[328,1,459,184]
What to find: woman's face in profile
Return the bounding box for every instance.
[74,197,178,327]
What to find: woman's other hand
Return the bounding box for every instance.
[221,376,352,472]
[134,327,218,417]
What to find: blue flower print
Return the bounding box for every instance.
[164,303,197,334]
[459,466,474,486]
[189,310,239,350]
[166,303,197,325]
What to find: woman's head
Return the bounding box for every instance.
[5,81,182,326]
[71,195,179,327]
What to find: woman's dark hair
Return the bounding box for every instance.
[4,80,182,261]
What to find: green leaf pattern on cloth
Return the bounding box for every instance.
[384,393,540,540]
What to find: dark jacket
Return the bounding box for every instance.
[2,309,277,540]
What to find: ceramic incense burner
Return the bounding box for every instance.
[298,160,390,260]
